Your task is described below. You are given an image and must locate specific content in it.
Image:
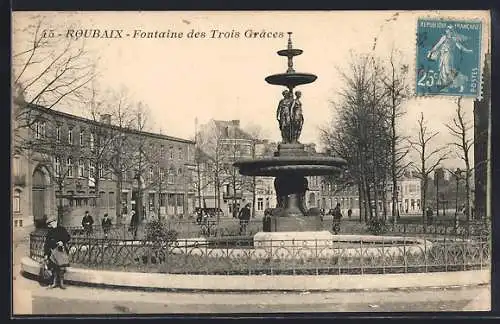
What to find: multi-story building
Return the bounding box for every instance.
[319,170,422,218]
[196,119,255,217]
[12,100,195,229]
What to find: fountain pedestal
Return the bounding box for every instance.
[233,32,347,233]
[254,231,334,248]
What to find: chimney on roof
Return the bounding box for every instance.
[231,120,240,127]
[100,114,111,124]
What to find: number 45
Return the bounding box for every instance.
[418,70,438,87]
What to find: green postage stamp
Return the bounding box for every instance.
[416,19,482,97]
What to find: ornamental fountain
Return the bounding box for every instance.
[234,32,347,235]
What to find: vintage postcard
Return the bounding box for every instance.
[11,10,491,315]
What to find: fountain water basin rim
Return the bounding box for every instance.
[234,156,347,176]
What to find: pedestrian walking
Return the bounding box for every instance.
[238,203,251,235]
[263,208,272,232]
[81,210,94,235]
[43,217,71,289]
[347,209,353,219]
[426,207,434,225]
[101,213,112,239]
[128,210,139,239]
[332,203,343,234]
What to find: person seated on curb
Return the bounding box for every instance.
[43,217,71,289]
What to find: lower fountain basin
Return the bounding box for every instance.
[234,156,347,176]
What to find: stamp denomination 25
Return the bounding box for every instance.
[416,19,482,97]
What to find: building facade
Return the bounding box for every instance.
[319,173,422,219]
[12,101,195,229]
[473,53,490,220]
[196,119,255,217]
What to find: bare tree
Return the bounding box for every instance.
[409,112,448,227]
[99,88,138,221]
[12,16,97,141]
[379,50,411,222]
[321,53,392,222]
[128,103,154,235]
[196,122,231,225]
[445,97,474,221]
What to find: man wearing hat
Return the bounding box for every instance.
[238,203,251,235]
[43,217,71,289]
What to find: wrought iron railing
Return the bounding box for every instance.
[54,219,490,242]
[29,229,490,276]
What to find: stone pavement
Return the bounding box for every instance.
[23,283,491,314]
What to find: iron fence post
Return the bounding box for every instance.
[403,236,407,273]
[315,239,318,275]
[360,240,364,275]
[424,233,428,273]
[270,239,273,275]
[382,238,385,274]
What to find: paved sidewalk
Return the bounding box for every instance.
[22,284,490,314]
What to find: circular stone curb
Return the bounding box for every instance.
[20,256,489,292]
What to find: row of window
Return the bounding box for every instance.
[34,121,190,161]
[52,156,189,183]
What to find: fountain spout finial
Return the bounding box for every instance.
[286,32,295,73]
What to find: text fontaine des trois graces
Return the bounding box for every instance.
[42,28,286,40]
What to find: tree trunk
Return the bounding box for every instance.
[197,162,202,209]
[422,179,428,230]
[465,169,471,222]
[115,173,123,222]
[358,183,363,223]
[252,176,256,218]
[57,184,64,224]
[381,179,388,222]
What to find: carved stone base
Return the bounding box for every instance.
[254,230,333,248]
[275,143,308,157]
[270,215,323,232]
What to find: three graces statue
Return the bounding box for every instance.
[276,90,304,144]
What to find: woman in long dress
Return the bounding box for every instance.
[427,25,473,89]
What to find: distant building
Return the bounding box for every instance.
[12,101,195,229]
[196,119,255,217]
[319,173,422,218]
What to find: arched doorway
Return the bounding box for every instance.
[32,168,48,222]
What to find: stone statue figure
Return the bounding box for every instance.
[276,90,293,143]
[291,91,304,143]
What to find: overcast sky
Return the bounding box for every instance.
[13,10,490,169]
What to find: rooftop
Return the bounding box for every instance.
[21,102,195,145]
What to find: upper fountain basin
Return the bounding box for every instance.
[265,72,317,88]
[233,156,347,177]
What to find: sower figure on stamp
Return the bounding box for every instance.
[427,25,473,90]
